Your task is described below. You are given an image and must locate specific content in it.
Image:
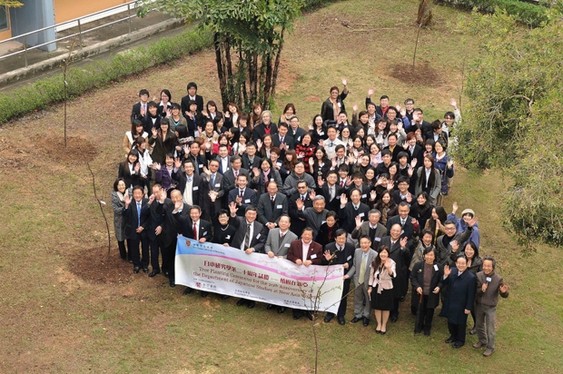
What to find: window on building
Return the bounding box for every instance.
[0,7,9,31]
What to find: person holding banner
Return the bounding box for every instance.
[212,209,237,246]
[348,236,378,327]
[229,204,266,308]
[167,189,189,288]
[287,227,323,320]
[183,205,213,296]
[323,229,355,325]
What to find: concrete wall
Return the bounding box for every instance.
[54,0,126,23]
[10,1,56,52]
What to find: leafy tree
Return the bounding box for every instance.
[456,9,562,247]
[0,1,23,7]
[137,0,304,111]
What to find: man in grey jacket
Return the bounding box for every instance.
[282,161,316,196]
[346,236,378,326]
[473,256,509,357]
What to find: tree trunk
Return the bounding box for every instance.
[214,33,228,111]
[224,36,233,111]
[270,28,285,103]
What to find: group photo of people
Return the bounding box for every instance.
[111,80,509,357]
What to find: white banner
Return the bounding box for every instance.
[175,236,343,313]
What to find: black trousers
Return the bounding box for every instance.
[335,278,351,318]
[448,314,468,344]
[163,238,177,281]
[414,295,435,333]
[127,235,148,268]
[149,238,161,272]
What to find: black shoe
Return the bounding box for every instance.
[220,295,230,300]
[163,270,169,277]
[452,342,464,349]
[351,317,361,323]
[390,315,398,322]
[169,279,175,287]
[142,267,148,273]
[134,266,141,273]
[148,271,160,277]
[200,291,209,297]
[380,330,387,335]
[236,299,247,306]
[247,301,256,309]
[363,317,370,327]
[266,304,275,310]
[278,307,286,314]
[445,337,454,344]
[414,329,422,334]
[324,314,334,323]
[183,287,193,295]
[423,330,431,336]
[337,317,345,325]
[293,313,301,320]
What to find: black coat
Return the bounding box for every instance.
[410,261,443,309]
[123,198,150,240]
[323,242,355,276]
[339,202,370,233]
[442,268,476,324]
[230,217,266,253]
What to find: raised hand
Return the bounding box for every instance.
[228,201,238,215]
[367,88,374,97]
[340,193,348,206]
[309,190,316,200]
[499,283,509,293]
[124,190,131,207]
[355,215,362,228]
[352,104,358,112]
[452,201,459,213]
[323,250,333,262]
[450,240,459,253]
[370,190,377,201]
[342,78,347,86]
[174,157,181,169]
[400,237,408,248]
[444,264,451,277]
[295,198,304,210]
[450,98,457,109]
[410,159,418,168]
[406,193,413,203]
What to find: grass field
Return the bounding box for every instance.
[0,0,561,372]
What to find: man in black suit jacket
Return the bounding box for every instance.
[241,143,262,170]
[222,156,248,195]
[289,181,314,237]
[228,174,257,216]
[184,141,207,176]
[123,185,150,273]
[316,171,342,212]
[181,82,204,115]
[131,89,150,124]
[172,159,202,207]
[229,204,267,308]
[386,201,418,242]
[339,188,370,234]
[288,115,306,143]
[182,204,213,296]
[380,224,410,322]
[322,229,355,325]
[443,256,476,348]
[271,123,295,154]
[164,189,189,287]
[200,159,224,223]
[146,184,173,277]
[256,181,288,229]
[216,145,231,175]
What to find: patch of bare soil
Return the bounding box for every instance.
[390,62,442,86]
[32,134,98,162]
[69,246,134,284]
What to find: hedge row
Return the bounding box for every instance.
[435,0,548,27]
[0,0,340,125]
[0,27,213,125]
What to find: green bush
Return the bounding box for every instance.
[435,0,548,27]
[0,27,213,125]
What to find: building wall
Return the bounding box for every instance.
[53,0,127,23]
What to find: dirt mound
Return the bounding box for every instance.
[32,135,98,162]
[389,62,442,86]
[69,246,134,284]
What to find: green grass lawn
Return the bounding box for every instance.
[0,0,561,372]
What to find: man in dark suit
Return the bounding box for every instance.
[315,171,342,212]
[216,145,231,175]
[142,101,162,133]
[256,181,288,229]
[392,176,414,205]
[288,115,306,143]
[351,209,388,250]
[123,185,150,273]
[271,123,294,157]
[241,142,262,171]
[131,89,150,124]
[172,159,202,207]
[181,82,204,115]
[406,133,424,168]
[287,227,323,319]
[386,201,417,243]
[322,229,355,325]
[229,204,266,308]
[443,256,476,348]
[165,189,189,287]
[380,224,410,322]
[222,156,249,197]
[384,133,403,163]
[146,184,173,277]
[184,141,206,176]
[289,181,314,237]
[200,159,224,223]
[339,188,370,234]
[228,174,257,216]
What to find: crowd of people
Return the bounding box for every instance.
[111,80,509,356]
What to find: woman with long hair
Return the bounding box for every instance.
[425,206,448,244]
[368,246,396,334]
[411,192,433,230]
[123,120,148,156]
[310,114,328,146]
[148,120,178,165]
[310,147,331,182]
[295,133,316,173]
[374,191,397,225]
[415,154,442,206]
[111,178,129,261]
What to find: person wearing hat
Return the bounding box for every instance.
[181,81,204,115]
[448,202,481,249]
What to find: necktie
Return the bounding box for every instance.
[187,176,192,183]
[239,189,244,197]
[193,222,198,240]
[280,136,284,144]
[271,195,275,208]
[137,203,141,227]
[401,218,405,226]
[244,223,251,248]
[301,195,305,202]
[359,255,367,284]
[210,173,216,188]
[234,170,239,178]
